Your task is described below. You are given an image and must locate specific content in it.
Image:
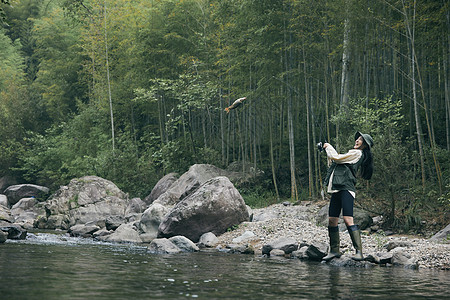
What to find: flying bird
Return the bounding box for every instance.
[225,97,246,113]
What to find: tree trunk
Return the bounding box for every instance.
[403,0,426,190]
[269,109,280,201]
[104,0,114,152]
[303,46,313,199]
[445,40,450,150]
[340,16,351,109]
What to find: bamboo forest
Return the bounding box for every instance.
[0,0,449,233]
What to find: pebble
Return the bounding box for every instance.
[217,203,450,270]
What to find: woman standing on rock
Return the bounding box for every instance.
[321,132,374,262]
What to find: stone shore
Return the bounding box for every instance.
[216,203,450,270]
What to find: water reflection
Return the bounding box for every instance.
[1,233,448,299]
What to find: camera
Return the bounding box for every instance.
[317,142,324,152]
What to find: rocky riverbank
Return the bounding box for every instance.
[215,203,450,270]
[1,165,449,271]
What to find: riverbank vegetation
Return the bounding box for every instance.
[0,0,448,234]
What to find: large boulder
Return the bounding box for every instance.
[143,173,178,205]
[4,184,49,206]
[153,164,229,206]
[39,176,130,230]
[138,203,169,243]
[10,198,46,229]
[101,222,142,243]
[429,224,450,243]
[158,176,249,242]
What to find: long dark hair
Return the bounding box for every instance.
[360,146,373,180]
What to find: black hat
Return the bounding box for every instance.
[355,132,374,149]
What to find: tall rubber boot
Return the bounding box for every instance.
[347,225,364,261]
[322,226,341,262]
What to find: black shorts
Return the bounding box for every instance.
[328,190,354,217]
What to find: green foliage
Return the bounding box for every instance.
[16,103,161,197]
[226,224,239,232]
[0,0,11,22]
[32,5,88,122]
[0,29,29,176]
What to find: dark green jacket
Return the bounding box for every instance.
[323,153,364,193]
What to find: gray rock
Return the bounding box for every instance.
[153,164,229,206]
[270,249,286,256]
[102,222,142,243]
[10,198,45,229]
[0,204,13,223]
[246,205,253,222]
[252,211,279,222]
[105,215,126,231]
[0,229,6,243]
[353,208,373,229]
[391,248,418,269]
[198,232,219,247]
[377,252,393,264]
[328,255,375,268]
[168,235,199,252]
[0,221,27,239]
[317,204,372,230]
[232,230,256,243]
[139,203,169,243]
[429,223,450,243]
[69,224,101,237]
[262,237,298,256]
[41,176,129,230]
[292,246,309,259]
[0,195,7,207]
[384,240,413,251]
[364,254,380,264]
[4,184,49,206]
[305,242,328,261]
[158,176,249,242]
[224,243,254,254]
[144,173,178,205]
[93,228,112,239]
[125,198,147,215]
[148,238,182,254]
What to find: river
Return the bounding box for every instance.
[0,232,448,299]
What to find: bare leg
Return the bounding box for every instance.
[328,217,339,227]
[343,216,354,227]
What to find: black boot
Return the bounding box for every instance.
[322,226,341,262]
[347,225,364,261]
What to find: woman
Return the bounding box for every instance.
[322,132,374,262]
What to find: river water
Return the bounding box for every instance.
[0,232,448,300]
